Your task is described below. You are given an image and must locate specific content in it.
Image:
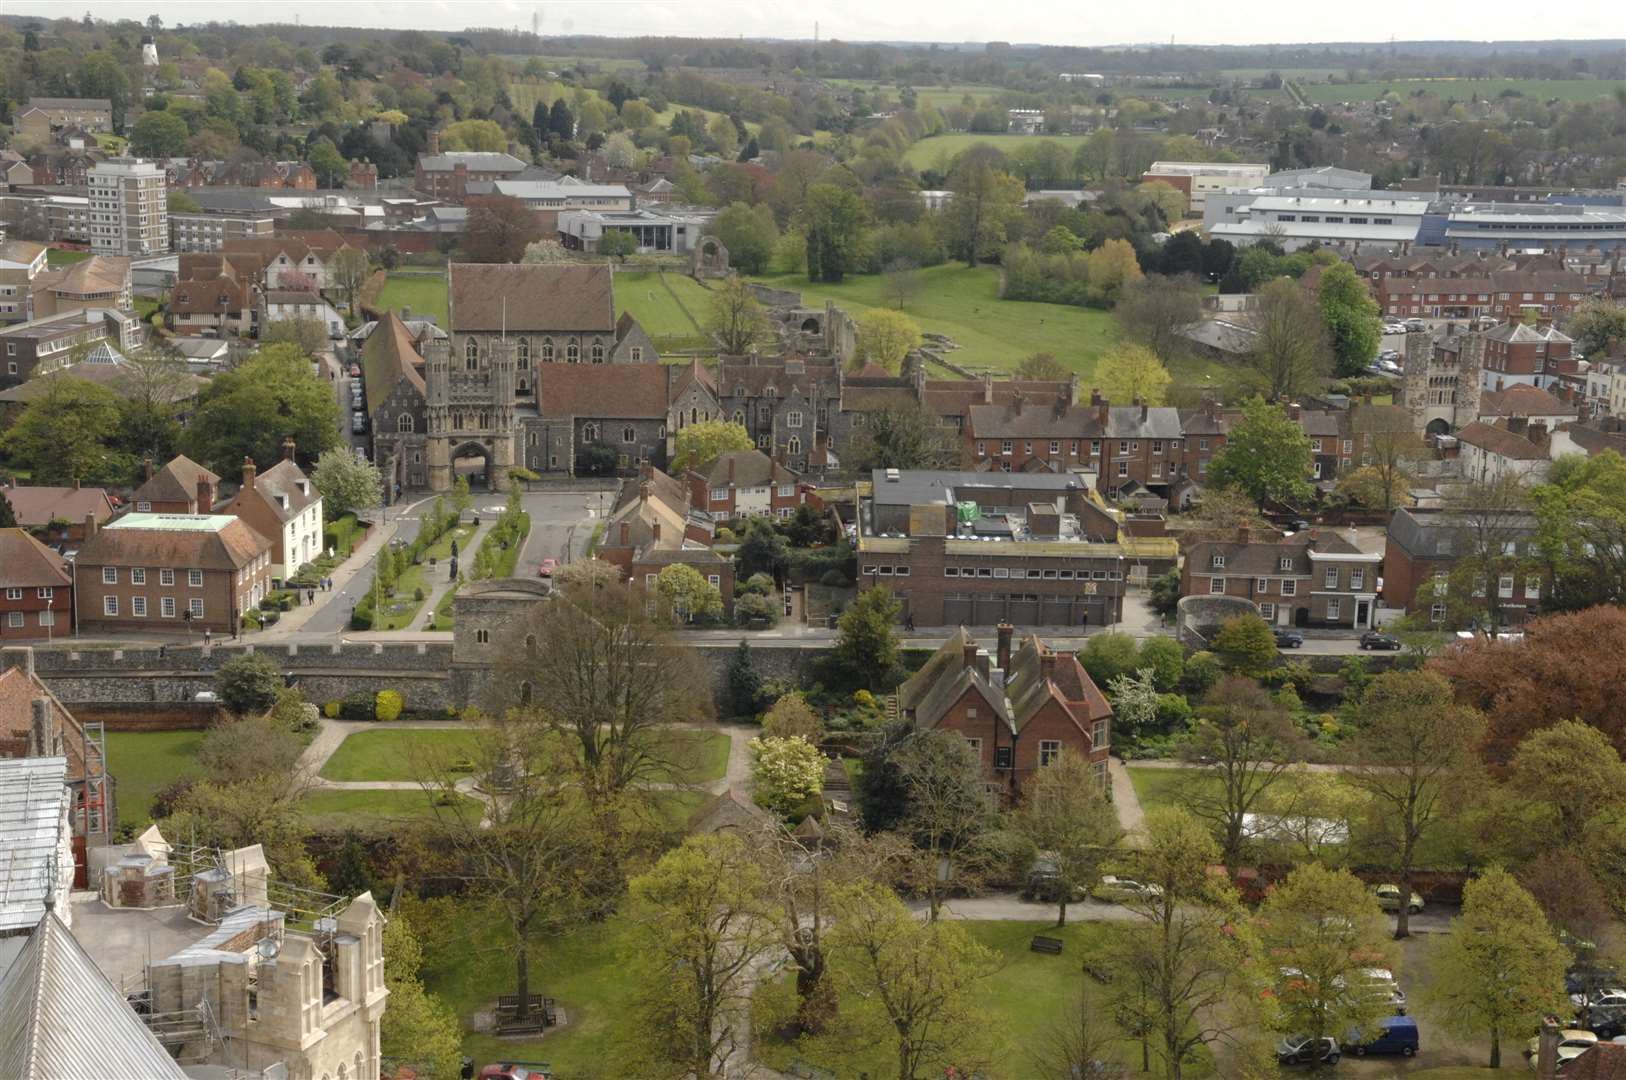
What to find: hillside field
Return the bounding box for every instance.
[902,132,1092,171]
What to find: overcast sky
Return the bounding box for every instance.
[7,0,1626,48]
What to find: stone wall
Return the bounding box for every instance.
[1176,594,1260,648]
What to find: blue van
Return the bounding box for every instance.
[1350,1015,1420,1057]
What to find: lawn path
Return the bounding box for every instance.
[413,518,495,631]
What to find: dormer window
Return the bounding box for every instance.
[1279,557,1292,570]
[1211,554,1225,568]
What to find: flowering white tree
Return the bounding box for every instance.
[750,735,826,816]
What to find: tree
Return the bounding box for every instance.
[597,229,637,262]
[1107,669,1162,743]
[1345,404,1422,513]
[844,401,958,472]
[941,161,1025,266]
[1107,808,1270,1080]
[1012,754,1122,926]
[618,833,780,1079]
[213,652,283,714]
[873,258,922,313]
[0,492,14,529]
[1078,631,1142,688]
[168,189,203,215]
[655,563,723,624]
[1211,613,1278,678]
[1427,868,1569,1068]
[451,474,472,516]
[311,448,383,521]
[182,344,339,474]
[1114,274,1204,363]
[706,112,739,159]
[602,130,640,169]
[1086,238,1145,306]
[1425,475,1536,632]
[822,882,1001,1079]
[702,276,770,355]
[1034,992,1126,1080]
[441,118,507,151]
[1536,450,1626,610]
[307,136,347,188]
[197,711,305,785]
[1565,300,1626,358]
[1258,864,1395,1070]
[1345,670,1485,938]
[0,377,127,485]
[1248,277,1331,400]
[463,195,542,263]
[488,572,713,801]
[520,239,571,264]
[1016,352,1070,381]
[1207,396,1314,508]
[328,246,371,314]
[380,914,464,1079]
[835,586,901,690]
[856,309,921,372]
[1149,566,1183,621]
[112,351,194,464]
[895,730,997,920]
[708,202,778,274]
[260,317,329,358]
[761,691,822,741]
[1179,677,1305,867]
[726,640,762,717]
[129,108,188,156]
[1509,719,1626,851]
[1316,262,1382,379]
[1094,344,1172,406]
[670,419,753,474]
[736,516,790,580]
[750,734,826,816]
[800,182,869,283]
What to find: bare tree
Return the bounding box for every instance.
[882,257,921,311]
[329,246,372,315]
[488,573,714,801]
[1350,402,1425,513]
[1034,990,1127,1080]
[1247,277,1331,401]
[703,276,771,355]
[1435,475,1535,630]
[1114,273,1204,363]
[895,730,998,921]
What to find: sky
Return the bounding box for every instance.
[9,0,1626,48]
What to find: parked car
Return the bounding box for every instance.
[479,1065,553,1080]
[1374,884,1424,914]
[1274,630,1305,649]
[1380,349,1401,362]
[1022,855,1087,903]
[1526,1029,1598,1068]
[349,363,362,378]
[351,411,368,434]
[1278,1035,1340,1066]
[537,558,557,578]
[1094,876,1163,903]
[1360,631,1402,651]
[1350,1015,1419,1057]
[1405,318,1427,331]
[1357,967,1408,1014]
[192,691,219,703]
[1573,988,1626,1013]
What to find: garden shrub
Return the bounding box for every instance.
[375,690,404,723]
[323,701,341,719]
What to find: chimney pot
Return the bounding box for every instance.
[281,437,295,462]
[996,623,1014,671]
[243,457,257,490]
[143,455,154,481]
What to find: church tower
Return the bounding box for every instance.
[424,336,452,492]
[488,334,516,492]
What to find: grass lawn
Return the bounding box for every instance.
[46,248,91,268]
[748,264,1134,377]
[430,584,459,630]
[425,522,477,561]
[613,269,709,349]
[134,297,161,322]
[901,133,1092,171]
[370,560,430,631]
[298,788,476,830]
[376,272,449,326]
[1299,77,1626,105]
[105,730,205,829]
[318,726,728,784]
[647,729,730,785]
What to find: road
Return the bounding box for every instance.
[510,488,614,578]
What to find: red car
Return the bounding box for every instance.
[349,363,362,378]
[478,1065,552,1080]
[537,558,557,577]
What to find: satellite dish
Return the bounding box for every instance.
[256,938,280,961]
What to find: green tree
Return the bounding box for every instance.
[1257,864,1395,1070]
[130,108,189,156]
[1208,396,1314,508]
[761,691,823,741]
[181,344,339,474]
[451,474,472,515]
[1149,566,1183,620]
[1565,300,1626,358]
[1107,808,1272,1080]
[1211,613,1278,677]
[0,492,15,528]
[655,563,723,624]
[463,194,542,263]
[1508,719,1626,850]
[197,711,305,784]
[1344,670,1485,938]
[1317,262,1382,379]
[260,318,329,358]
[1015,352,1070,381]
[1427,867,1569,1068]
[1094,343,1172,406]
[1179,676,1306,867]
[736,516,790,579]
[856,308,921,372]
[307,136,347,188]
[942,160,1025,266]
[702,276,770,355]
[800,182,870,283]
[310,449,383,521]
[844,401,958,471]
[1248,277,1332,400]
[441,118,507,151]
[380,914,464,1079]
[671,419,753,473]
[750,734,826,816]
[1536,450,1626,609]
[618,833,781,1080]
[1085,238,1145,306]
[597,229,637,262]
[0,377,127,485]
[726,639,761,717]
[895,730,998,921]
[1137,636,1186,692]
[1012,754,1122,926]
[112,351,193,464]
[708,202,778,274]
[821,882,1002,1079]
[1078,631,1141,687]
[835,587,901,689]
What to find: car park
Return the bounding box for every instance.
[1094,875,1163,903]
[1360,631,1402,651]
[1405,318,1426,331]
[1278,1035,1340,1066]
[1274,630,1304,649]
[1526,1029,1598,1068]
[1350,1015,1419,1057]
[1374,884,1424,914]
[1357,967,1408,1014]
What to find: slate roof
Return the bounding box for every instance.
[22,96,112,112]
[966,402,1104,438]
[78,514,271,571]
[1180,319,1260,355]
[1105,405,1184,439]
[0,487,115,529]
[1386,506,1540,560]
[1455,420,1549,461]
[697,449,793,488]
[0,911,188,1079]
[417,151,527,173]
[536,362,671,419]
[359,311,428,416]
[897,629,1112,739]
[1484,321,1574,345]
[1479,383,1578,418]
[132,455,219,508]
[0,529,70,589]
[448,263,616,333]
[1185,527,1368,578]
[717,358,840,399]
[220,459,319,524]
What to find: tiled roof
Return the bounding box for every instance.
[718,359,840,399]
[360,311,427,416]
[170,275,249,316]
[41,255,127,297]
[78,514,271,571]
[132,455,219,508]
[417,151,527,172]
[967,402,1104,438]
[0,240,47,266]
[1455,420,1548,461]
[698,449,791,488]
[221,459,320,524]
[0,487,114,529]
[1185,527,1368,578]
[841,385,917,413]
[1564,1044,1626,1080]
[1479,383,1578,417]
[0,529,70,589]
[449,263,616,334]
[1386,506,1539,559]
[23,96,112,111]
[536,362,671,420]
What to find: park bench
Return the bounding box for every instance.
[1031,935,1064,954]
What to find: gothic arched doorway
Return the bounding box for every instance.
[451,441,493,490]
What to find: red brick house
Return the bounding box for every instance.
[1181,525,1383,629]
[895,625,1112,797]
[1480,322,1576,393]
[596,466,736,616]
[131,454,220,514]
[1382,506,1545,623]
[686,450,808,519]
[0,647,111,846]
[0,529,73,639]
[1378,271,1588,322]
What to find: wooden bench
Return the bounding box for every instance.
[1084,962,1113,984]
[1031,935,1064,954]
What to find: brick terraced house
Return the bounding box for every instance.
[0,530,73,640]
[1180,524,1383,629]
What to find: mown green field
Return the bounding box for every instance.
[613,269,709,348]
[902,132,1093,170]
[375,272,449,327]
[105,730,206,829]
[1299,77,1626,104]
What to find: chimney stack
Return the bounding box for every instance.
[281,436,296,462]
[143,455,154,481]
[651,521,661,543]
[618,521,630,545]
[1039,649,1058,684]
[975,648,991,681]
[427,128,441,155]
[1068,374,1080,407]
[996,623,1014,671]
[1288,402,1302,421]
[727,456,735,482]
[982,371,994,404]
[198,473,215,512]
[242,457,257,491]
[30,699,50,757]
[83,512,96,539]
[963,640,979,671]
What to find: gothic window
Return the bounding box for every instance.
[583,422,599,441]
[591,342,605,363]
[464,338,478,369]
[567,341,580,362]
[690,408,698,425]
[623,426,637,443]
[541,338,554,361]
[518,379,529,393]
[787,435,802,455]
[733,409,745,424]
[397,414,413,433]
[765,385,777,398]
[516,339,530,367]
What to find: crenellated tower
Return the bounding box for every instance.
[424,335,452,492]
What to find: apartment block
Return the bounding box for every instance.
[88,159,169,258]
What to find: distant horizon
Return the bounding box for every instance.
[5,1,1626,51]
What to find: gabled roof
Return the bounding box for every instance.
[0,912,188,1079]
[78,514,271,571]
[39,255,127,298]
[966,401,1103,439]
[1386,506,1539,559]
[220,459,320,524]
[1105,405,1184,439]
[22,97,112,112]
[1564,1043,1626,1080]
[536,362,672,420]
[449,263,617,334]
[1479,383,1578,418]
[360,311,428,416]
[132,455,219,508]
[0,487,115,529]
[1485,321,1574,345]
[1455,420,1548,461]
[0,529,70,589]
[696,449,794,489]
